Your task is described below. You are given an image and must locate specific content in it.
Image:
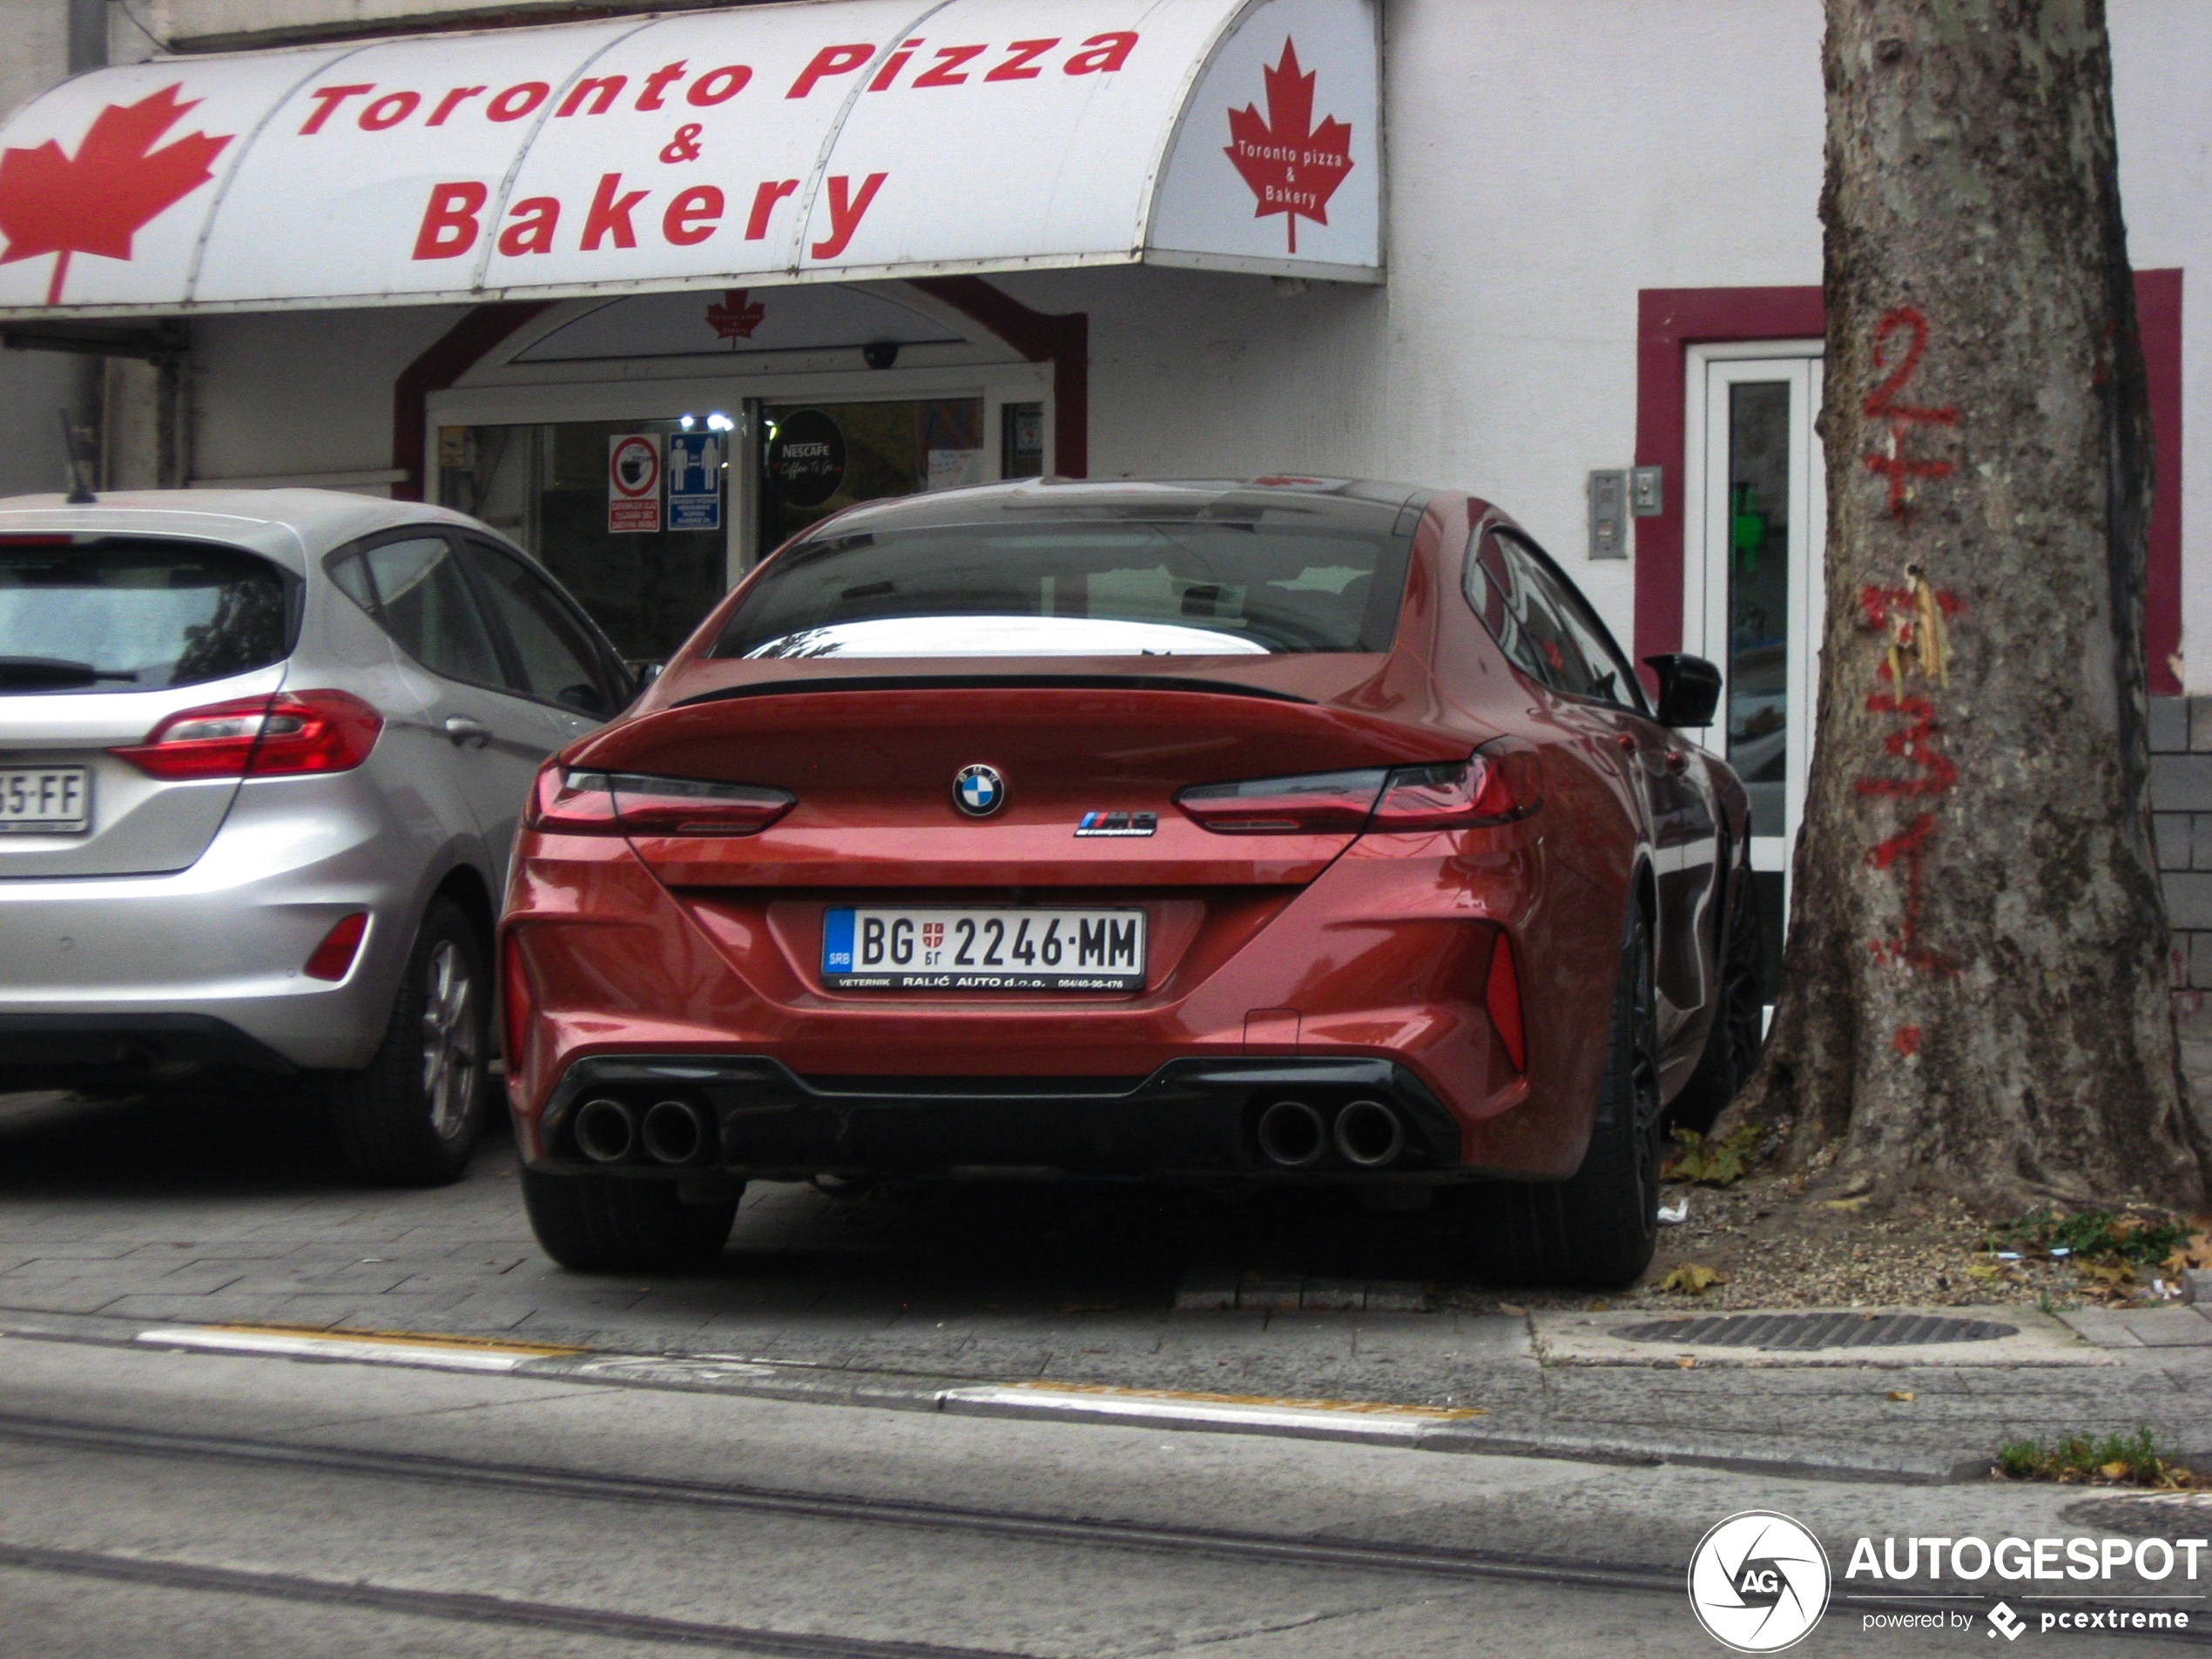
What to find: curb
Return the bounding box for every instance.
[0,1306,2020,1484]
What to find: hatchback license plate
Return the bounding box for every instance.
[0,765,90,833]
[823,907,1146,991]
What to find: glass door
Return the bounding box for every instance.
[1685,346,1826,1004]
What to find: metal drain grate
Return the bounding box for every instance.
[1615,1312,2017,1350]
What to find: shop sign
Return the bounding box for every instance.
[766,409,846,509]
[0,0,1379,318]
[607,432,661,534]
[666,430,722,530]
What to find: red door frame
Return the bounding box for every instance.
[1633,272,2183,697]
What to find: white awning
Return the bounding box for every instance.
[0,0,1379,320]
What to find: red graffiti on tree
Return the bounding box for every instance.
[1858,567,1963,987]
[1860,307,1958,519]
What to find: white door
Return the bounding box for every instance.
[1683,345,1827,997]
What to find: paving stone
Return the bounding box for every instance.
[1235,1276,1304,1312]
[2119,1309,2212,1347]
[2059,1307,2148,1347]
[1173,1271,1238,1311]
[1299,1278,1364,1312]
[2190,697,2212,753]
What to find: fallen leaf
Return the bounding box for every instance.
[1966,1263,2005,1281]
[1888,1390,1917,1402]
[1496,1303,1527,1317]
[1660,1263,1725,1295]
[1588,1298,1611,1312]
[2101,1460,2132,1480]
[1825,1196,1871,1213]
[1675,1357,1696,1369]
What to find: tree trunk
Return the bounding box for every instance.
[1743,0,2206,1209]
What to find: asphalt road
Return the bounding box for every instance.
[5,1328,2208,1657]
[3,1091,2211,1652]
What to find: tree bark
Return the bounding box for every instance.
[1742,0,2206,1209]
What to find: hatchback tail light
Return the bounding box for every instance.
[1173,768,1388,834]
[527,765,795,837]
[302,912,369,981]
[111,691,383,780]
[1175,738,1542,836]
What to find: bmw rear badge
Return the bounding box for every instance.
[954,764,1006,817]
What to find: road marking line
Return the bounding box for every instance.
[944,1381,1484,1437]
[133,1324,583,1372]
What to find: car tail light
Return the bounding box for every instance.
[1485,929,1527,1072]
[1174,768,1387,834]
[1369,738,1544,831]
[526,765,795,837]
[302,912,369,981]
[1175,739,1543,836]
[111,691,383,780]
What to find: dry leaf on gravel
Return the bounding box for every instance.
[1888,1390,1917,1402]
[1659,1264,1725,1295]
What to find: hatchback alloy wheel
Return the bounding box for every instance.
[419,938,480,1142]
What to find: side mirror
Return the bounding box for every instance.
[1644,653,1722,728]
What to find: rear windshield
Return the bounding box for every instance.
[0,537,292,693]
[711,520,1413,659]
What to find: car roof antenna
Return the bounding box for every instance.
[57,408,96,504]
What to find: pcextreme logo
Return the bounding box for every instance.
[1687,1511,1832,1653]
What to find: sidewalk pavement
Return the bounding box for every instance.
[4,1091,2209,1486]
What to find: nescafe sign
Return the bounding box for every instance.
[766,409,846,508]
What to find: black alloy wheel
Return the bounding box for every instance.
[1460,900,1665,1288]
[1664,853,1767,1138]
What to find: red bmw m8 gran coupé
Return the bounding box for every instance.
[499,477,1763,1287]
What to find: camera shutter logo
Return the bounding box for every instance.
[1686,1511,1831,1652]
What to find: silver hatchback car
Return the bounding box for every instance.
[0,489,633,1182]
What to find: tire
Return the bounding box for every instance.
[522,1168,740,1271]
[1462,901,1664,1288]
[325,896,490,1186]
[1665,854,1767,1138]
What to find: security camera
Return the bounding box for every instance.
[862,341,900,370]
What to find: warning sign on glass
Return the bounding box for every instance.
[607,433,661,535]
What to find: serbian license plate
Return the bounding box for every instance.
[823,907,1147,991]
[0,766,90,833]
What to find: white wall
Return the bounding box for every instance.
[191,303,466,486]
[172,0,2207,677]
[2112,0,2212,691]
[1002,0,1829,651]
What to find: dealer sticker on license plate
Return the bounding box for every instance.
[823,907,1146,991]
[0,765,91,833]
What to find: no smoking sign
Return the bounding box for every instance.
[607,433,662,534]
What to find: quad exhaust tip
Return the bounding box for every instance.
[574,1096,637,1164]
[1256,1099,1327,1168]
[641,1098,710,1165]
[1333,1098,1406,1168]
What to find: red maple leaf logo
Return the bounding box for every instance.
[705,288,766,342]
[1224,38,1353,255]
[0,84,231,306]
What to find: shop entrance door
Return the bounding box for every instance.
[1683,343,1826,1001]
[758,396,998,551]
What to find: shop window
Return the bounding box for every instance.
[438,419,727,662]
[1002,402,1044,478]
[758,397,985,552]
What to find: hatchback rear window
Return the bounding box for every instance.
[711,521,1413,658]
[0,537,292,693]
